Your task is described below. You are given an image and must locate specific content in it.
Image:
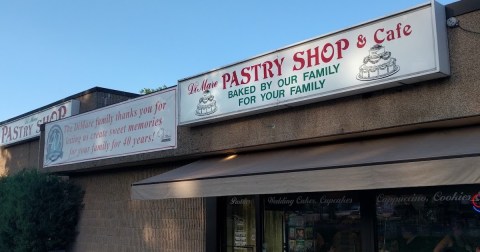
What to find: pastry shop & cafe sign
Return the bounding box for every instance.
[178,2,449,126]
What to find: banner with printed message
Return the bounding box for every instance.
[43,88,176,167]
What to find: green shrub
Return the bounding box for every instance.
[0,169,84,252]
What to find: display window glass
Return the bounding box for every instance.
[219,186,480,252]
[263,192,361,252]
[376,187,480,252]
[224,196,257,252]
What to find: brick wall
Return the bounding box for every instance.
[0,140,39,175]
[70,165,205,252]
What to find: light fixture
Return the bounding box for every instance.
[446,17,459,28]
[223,154,238,161]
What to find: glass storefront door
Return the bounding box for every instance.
[224,196,257,252]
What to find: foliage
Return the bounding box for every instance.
[139,85,168,94]
[0,169,84,252]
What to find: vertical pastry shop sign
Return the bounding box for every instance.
[0,100,80,146]
[43,88,177,167]
[179,2,449,126]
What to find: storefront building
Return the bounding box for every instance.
[2,1,479,251]
[127,2,480,251]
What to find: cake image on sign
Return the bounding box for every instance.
[159,128,171,142]
[45,124,64,163]
[195,90,218,116]
[357,44,400,81]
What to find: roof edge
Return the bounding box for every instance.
[0,86,140,125]
[446,0,480,18]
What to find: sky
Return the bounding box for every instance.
[0,0,456,122]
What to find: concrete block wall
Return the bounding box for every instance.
[0,140,39,176]
[70,165,205,252]
[77,89,140,114]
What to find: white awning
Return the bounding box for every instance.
[132,126,480,200]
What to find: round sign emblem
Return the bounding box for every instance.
[471,193,480,213]
[45,125,64,163]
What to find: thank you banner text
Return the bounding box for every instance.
[43,88,177,167]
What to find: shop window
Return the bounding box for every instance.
[264,192,361,252]
[223,196,257,252]
[376,187,480,252]
[219,186,480,252]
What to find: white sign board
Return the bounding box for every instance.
[43,88,177,167]
[0,100,80,146]
[179,2,449,125]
